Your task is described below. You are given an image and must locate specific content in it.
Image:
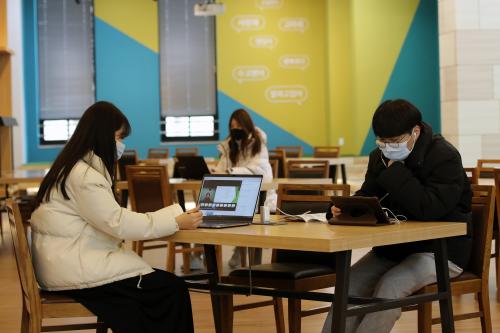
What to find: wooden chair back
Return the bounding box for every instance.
[147,148,169,159]
[285,160,329,178]
[6,199,41,323]
[476,159,500,179]
[313,146,340,158]
[174,147,199,157]
[275,184,350,266]
[269,159,279,178]
[117,149,138,181]
[126,165,173,212]
[464,167,479,185]
[468,185,496,278]
[269,149,286,178]
[276,146,303,158]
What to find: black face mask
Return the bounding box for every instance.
[230,128,246,141]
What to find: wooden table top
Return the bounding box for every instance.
[0,169,48,185]
[115,177,334,191]
[286,156,354,165]
[162,216,466,253]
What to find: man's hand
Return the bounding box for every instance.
[175,207,203,230]
[331,205,342,217]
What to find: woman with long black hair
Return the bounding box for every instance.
[214,108,274,267]
[31,101,201,332]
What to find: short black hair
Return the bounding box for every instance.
[372,99,422,138]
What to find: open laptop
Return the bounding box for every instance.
[328,196,391,226]
[174,156,211,180]
[197,174,263,228]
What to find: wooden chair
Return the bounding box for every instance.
[222,184,350,333]
[116,149,138,207]
[313,146,340,158]
[147,148,169,159]
[269,149,286,178]
[269,159,279,178]
[313,146,341,182]
[276,146,303,158]
[464,167,479,185]
[126,165,205,274]
[285,160,329,178]
[477,162,500,301]
[6,198,107,333]
[493,169,500,301]
[174,147,199,157]
[404,184,495,333]
[477,159,500,179]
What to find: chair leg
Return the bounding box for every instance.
[182,243,191,274]
[495,237,500,301]
[417,302,432,333]
[478,289,492,333]
[273,297,285,333]
[136,241,144,256]
[215,245,223,277]
[288,298,301,333]
[20,307,30,333]
[239,247,247,267]
[166,241,176,272]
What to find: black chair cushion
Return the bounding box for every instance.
[229,263,335,280]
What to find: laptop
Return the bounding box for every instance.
[327,196,391,226]
[197,174,263,228]
[174,156,211,180]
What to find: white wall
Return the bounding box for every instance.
[7,0,25,168]
[439,0,500,167]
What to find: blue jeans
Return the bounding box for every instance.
[321,251,462,333]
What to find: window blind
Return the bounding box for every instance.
[37,0,95,120]
[158,0,217,117]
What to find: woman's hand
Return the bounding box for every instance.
[331,205,342,218]
[175,207,203,230]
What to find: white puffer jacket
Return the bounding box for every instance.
[31,153,183,291]
[214,127,273,182]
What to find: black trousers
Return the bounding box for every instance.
[60,269,194,333]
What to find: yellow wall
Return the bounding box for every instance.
[217,0,329,148]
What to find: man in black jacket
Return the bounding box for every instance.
[322,99,472,333]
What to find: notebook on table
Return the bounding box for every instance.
[197,174,263,228]
[174,156,211,180]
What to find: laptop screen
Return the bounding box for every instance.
[197,174,263,218]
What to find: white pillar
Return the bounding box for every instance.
[439,0,500,167]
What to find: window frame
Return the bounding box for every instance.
[37,0,97,146]
[158,0,219,143]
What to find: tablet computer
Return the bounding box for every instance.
[327,196,391,226]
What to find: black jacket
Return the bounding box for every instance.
[333,123,472,268]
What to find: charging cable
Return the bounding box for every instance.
[382,207,407,224]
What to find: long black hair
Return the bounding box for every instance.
[228,109,262,165]
[35,101,131,206]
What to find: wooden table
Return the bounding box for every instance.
[164,219,465,333]
[286,157,354,184]
[116,177,334,192]
[0,169,48,196]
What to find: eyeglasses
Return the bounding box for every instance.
[375,134,412,149]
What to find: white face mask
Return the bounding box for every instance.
[377,130,416,161]
[116,140,126,160]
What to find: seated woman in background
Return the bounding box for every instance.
[30,101,202,333]
[214,108,275,267]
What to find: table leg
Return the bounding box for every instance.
[341,164,347,184]
[332,250,352,333]
[433,239,455,333]
[204,244,233,333]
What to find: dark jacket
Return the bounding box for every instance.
[334,123,472,268]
